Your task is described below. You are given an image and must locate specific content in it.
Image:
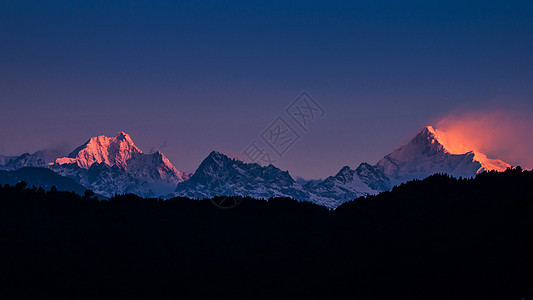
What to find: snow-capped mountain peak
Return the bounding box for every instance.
[203,151,231,169]
[50,132,188,197]
[335,166,352,180]
[407,125,449,155]
[376,125,510,185]
[115,131,132,141]
[305,163,390,208]
[55,132,142,168]
[174,151,306,200]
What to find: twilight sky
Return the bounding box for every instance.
[1,0,532,178]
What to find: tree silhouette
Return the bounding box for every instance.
[0,168,532,299]
[83,189,95,198]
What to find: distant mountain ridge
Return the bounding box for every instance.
[173,126,509,207]
[0,152,48,170]
[174,151,309,200]
[305,163,390,208]
[0,126,512,207]
[173,151,389,208]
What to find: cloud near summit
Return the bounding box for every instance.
[434,110,533,169]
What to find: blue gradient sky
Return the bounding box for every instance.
[1,1,532,178]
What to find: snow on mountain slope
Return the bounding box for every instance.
[55,131,142,168]
[174,151,309,200]
[428,126,510,173]
[376,126,510,186]
[471,152,510,173]
[0,152,47,171]
[306,163,390,208]
[0,154,9,165]
[174,151,390,209]
[126,151,189,184]
[51,162,151,197]
[51,132,188,197]
[0,127,511,206]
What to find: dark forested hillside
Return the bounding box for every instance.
[0,167,94,195]
[1,168,532,299]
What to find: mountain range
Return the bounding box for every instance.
[0,126,511,207]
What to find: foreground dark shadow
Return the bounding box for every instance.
[1,167,532,299]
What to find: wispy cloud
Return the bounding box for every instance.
[435,110,533,169]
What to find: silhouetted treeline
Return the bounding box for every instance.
[1,168,533,299]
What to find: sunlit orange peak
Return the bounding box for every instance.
[427,125,510,173]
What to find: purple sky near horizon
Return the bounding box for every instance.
[1,1,532,178]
